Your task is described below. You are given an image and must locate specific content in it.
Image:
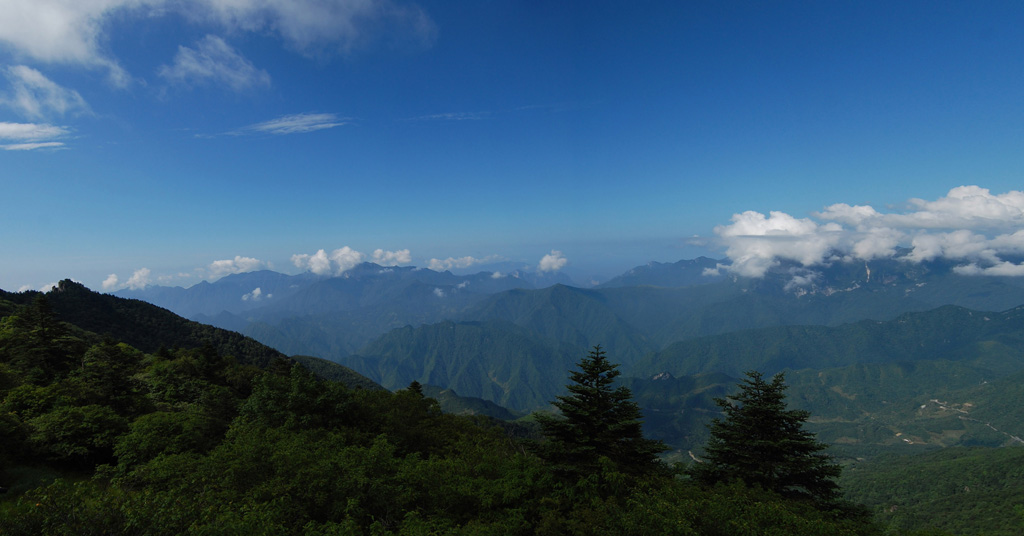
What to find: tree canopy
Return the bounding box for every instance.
[691,370,841,506]
[535,345,667,482]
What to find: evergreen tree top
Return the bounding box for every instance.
[535,345,667,484]
[693,370,841,506]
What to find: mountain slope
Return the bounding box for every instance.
[632,305,1024,378]
[339,320,581,411]
[1,281,381,390]
[464,284,655,365]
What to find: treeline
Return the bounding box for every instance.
[0,289,883,534]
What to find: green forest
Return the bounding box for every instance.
[2,282,1023,534]
[0,284,885,535]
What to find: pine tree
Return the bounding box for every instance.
[535,345,666,480]
[692,371,841,505]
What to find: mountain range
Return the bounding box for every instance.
[10,254,1024,533]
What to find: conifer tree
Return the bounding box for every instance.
[535,345,666,479]
[692,371,840,506]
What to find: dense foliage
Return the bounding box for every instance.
[842,447,1024,535]
[0,287,881,535]
[691,371,841,507]
[534,346,667,483]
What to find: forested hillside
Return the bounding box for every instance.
[0,283,882,535]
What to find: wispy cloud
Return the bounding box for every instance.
[0,0,435,86]
[159,35,271,91]
[408,111,489,121]
[1,141,65,151]
[1,65,91,119]
[0,121,69,150]
[707,186,1024,279]
[232,113,349,136]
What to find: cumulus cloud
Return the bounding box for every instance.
[371,248,412,266]
[427,255,500,272]
[159,35,271,91]
[0,0,435,86]
[0,121,70,150]
[208,255,265,279]
[711,186,1024,278]
[1,65,90,119]
[126,268,151,290]
[101,273,119,291]
[433,287,445,298]
[242,287,270,301]
[709,211,843,277]
[291,246,364,276]
[0,0,136,85]
[538,250,568,273]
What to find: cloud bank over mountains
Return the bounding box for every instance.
[89,185,1024,293]
[709,186,1024,278]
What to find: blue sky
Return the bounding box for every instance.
[3,1,1024,292]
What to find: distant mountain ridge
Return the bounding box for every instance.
[100,256,1024,427]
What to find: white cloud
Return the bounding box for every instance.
[194,0,437,56]
[330,246,364,273]
[0,0,137,85]
[0,121,69,150]
[1,141,65,151]
[456,280,469,289]
[538,250,568,272]
[125,268,151,290]
[208,255,265,279]
[713,186,1024,277]
[433,287,445,298]
[1,65,90,119]
[0,121,69,141]
[491,271,504,279]
[242,287,271,300]
[101,273,119,291]
[427,254,500,272]
[371,248,411,266]
[955,261,1024,277]
[292,246,364,276]
[234,113,348,135]
[159,35,271,91]
[712,211,843,278]
[0,0,435,86]
[410,111,487,121]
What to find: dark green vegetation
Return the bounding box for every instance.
[842,447,1024,535]
[691,372,841,507]
[28,253,1024,534]
[0,283,881,535]
[534,346,667,482]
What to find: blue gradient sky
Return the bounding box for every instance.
[3,1,1024,291]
